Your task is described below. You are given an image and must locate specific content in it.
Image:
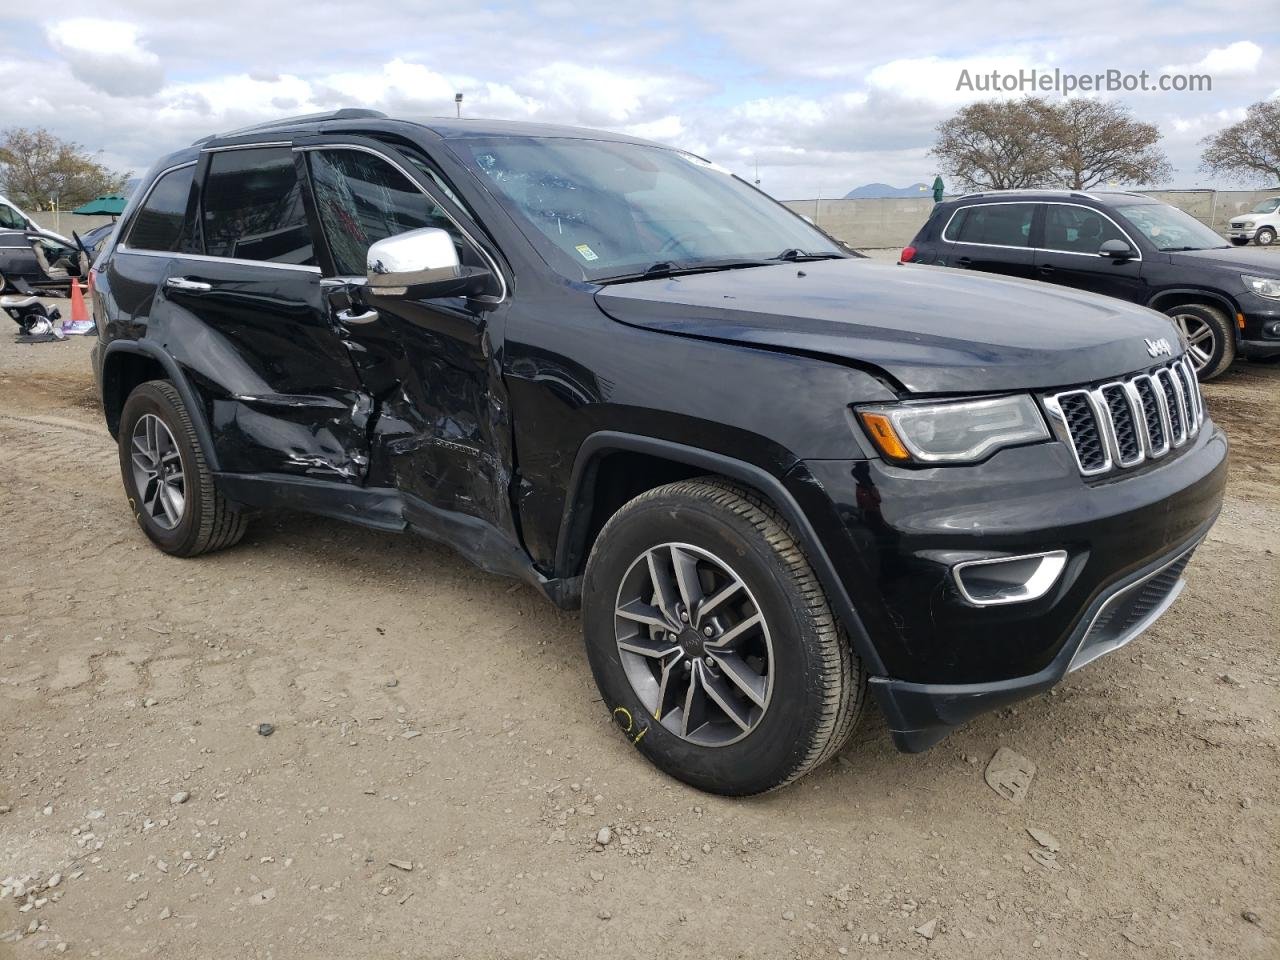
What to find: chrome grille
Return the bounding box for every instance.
[1044,358,1204,477]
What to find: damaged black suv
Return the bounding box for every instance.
[91,110,1227,795]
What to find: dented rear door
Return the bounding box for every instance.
[161,144,373,483]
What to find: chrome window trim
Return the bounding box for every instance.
[200,140,291,153]
[121,159,198,252]
[116,244,322,274]
[940,200,1144,261]
[294,142,508,305]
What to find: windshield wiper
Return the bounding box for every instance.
[595,258,773,284]
[771,248,845,262]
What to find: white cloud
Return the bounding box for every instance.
[1164,40,1263,77]
[44,18,163,97]
[866,54,1040,106]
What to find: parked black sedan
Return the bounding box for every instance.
[902,190,1280,379]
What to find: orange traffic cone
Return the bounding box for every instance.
[61,278,94,335]
[68,279,89,323]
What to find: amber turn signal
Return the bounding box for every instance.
[858,412,912,462]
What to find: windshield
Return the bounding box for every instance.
[1114,202,1228,251]
[453,136,844,281]
[1250,199,1280,214]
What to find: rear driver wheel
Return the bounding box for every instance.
[582,479,864,795]
[118,380,248,557]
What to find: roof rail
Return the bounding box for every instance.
[192,108,388,145]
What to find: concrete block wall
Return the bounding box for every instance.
[786,188,1280,251]
[27,212,118,238]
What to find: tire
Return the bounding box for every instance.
[582,478,864,795]
[1255,227,1276,246]
[1165,302,1235,381]
[118,380,248,557]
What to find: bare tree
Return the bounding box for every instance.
[1040,99,1173,190]
[932,97,1173,192]
[0,128,130,209]
[930,98,1057,191]
[1200,100,1280,186]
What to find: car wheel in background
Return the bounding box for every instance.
[1255,227,1277,246]
[1166,303,1235,380]
[582,478,864,795]
[118,380,248,557]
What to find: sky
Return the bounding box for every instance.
[0,0,1276,200]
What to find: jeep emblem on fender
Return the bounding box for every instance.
[1145,337,1173,358]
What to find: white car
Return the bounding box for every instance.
[1226,197,1280,247]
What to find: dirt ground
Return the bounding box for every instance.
[0,303,1276,960]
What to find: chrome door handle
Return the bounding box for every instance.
[165,277,212,293]
[336,307,379,325]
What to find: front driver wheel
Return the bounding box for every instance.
[1166,303,1235,380]
[582,479,864,795]
[118,380,248,557]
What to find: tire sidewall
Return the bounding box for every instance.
[1257,228,1276,246]
[1167,304,1231,379]
[118,383,205,554]
[583,494,831,795]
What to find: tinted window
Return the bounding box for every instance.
[1042,205,1127,254]
[126,165,196,252]
[945,203,1036,247]
[307,149,466,277]
[202,148,315,265]
[0,203,25,229]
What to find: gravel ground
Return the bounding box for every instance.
[0,299,1276,959]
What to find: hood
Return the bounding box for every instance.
[1168,245,1280,273]
[594,259,1183,394]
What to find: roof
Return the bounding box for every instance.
[946,188,1158,207]
[190,108,663,150]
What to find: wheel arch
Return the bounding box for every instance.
[554,431,886,676]
[101,340,220,471]
[1146,288,1242,343]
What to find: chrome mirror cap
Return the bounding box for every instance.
[366,227,461,295]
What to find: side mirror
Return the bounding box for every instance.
[366,227,490,299]
[1099,238,1135,260]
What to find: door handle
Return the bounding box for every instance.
[165,277,212,293]
[336,307,379,325]
[955,256,972,267]
[1038,264,1056,276]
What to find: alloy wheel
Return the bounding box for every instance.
[613,543,773,747]
[1170,313,1216,373]
[130,413,186,530]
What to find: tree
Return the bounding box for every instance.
[1200,100,1280,186]
[930,98,1057,191]
[0,128,130,210]
[931,97,1173,192]
[1040,99,1173,190]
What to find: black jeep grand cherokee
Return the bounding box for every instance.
[91,110,1227,795]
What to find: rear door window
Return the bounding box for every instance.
[202,148,316,266]
[1042,205,1127,254]
[306,148,468,277]
[0,203,26,230]
[126,164,196,252]
[945,203,1036,247]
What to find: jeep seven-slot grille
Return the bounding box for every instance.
[1045,358,1204,477]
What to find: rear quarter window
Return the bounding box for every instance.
[126,164,197,252]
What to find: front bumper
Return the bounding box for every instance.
[786,422,1228,751]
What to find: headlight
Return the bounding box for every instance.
[1243,275,1280,299]
[1239,220,1256,228]
[858,395,1049,465]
